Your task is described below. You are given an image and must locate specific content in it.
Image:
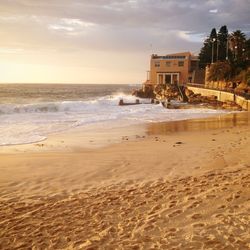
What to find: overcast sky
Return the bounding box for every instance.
[0,0,249,84]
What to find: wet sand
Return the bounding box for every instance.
[0,112,250,249]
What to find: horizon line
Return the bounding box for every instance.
[0,82,141,85]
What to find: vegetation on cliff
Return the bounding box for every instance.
[199,26,249,69]
[199,26,249,86]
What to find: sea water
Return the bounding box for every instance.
[0,84,228,146]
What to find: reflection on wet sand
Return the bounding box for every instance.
[147,112,250,135]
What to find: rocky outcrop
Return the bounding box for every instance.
[154,84,184,101]
[133,84,189,102]
[185,88,219,105]
[132,85,155,99]
[133,83,243,111]
[221,101,242,111]
[185,88,242,110]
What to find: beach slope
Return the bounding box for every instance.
[0,113,250,249]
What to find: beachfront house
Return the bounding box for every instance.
[145,52,204,86]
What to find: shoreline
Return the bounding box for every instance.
[1,110,247,153]
[0,112,250,249]
[1,111,249,195]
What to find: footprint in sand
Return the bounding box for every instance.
[169,202,177,208]
[164,228,179,237]
[233,193,241,199]
[187,196,196,201]
[168,195,177,201]
[226,196,233,202]
[213,213,224,218]
[206,194,216,199]
[192,222,206,228]
[168,209,183,218]
[217,205,226,209]
[187,201,202,209]
[190,213,202,219]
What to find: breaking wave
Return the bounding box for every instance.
[0,93,228,146]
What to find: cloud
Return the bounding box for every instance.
[177,31,205,43]
[48,18,95,34]
[0,0,249,55]
[209,9,218,13]
[0,0,249,83]
[0,1,249,50]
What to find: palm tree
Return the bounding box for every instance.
[229,30,246,61]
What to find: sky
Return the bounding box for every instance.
[0,0,249,84]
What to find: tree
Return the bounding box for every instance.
[199,28,217,69]
[229,30,246,62]
[245,38,250,64]
[228,30,248,76]
[217,25,229,61]
[210,28,218,63]
[199,37,211,69]
[199,27,249,83]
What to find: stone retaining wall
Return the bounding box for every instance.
[188,86,250,111]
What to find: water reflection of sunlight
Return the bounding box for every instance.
[147,112,250,135]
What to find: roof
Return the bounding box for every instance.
[151,51,198,60]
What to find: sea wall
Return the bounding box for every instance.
[188,86,250,111]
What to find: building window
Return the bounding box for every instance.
[166,62,171,67]
[155,61,160,67]
[178,61,184,67]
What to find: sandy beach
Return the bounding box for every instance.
[0,112,250,250]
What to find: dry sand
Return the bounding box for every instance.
[0,112,250,249]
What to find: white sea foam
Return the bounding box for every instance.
[0,94,228,146]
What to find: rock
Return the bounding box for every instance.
[134,83,245,111]
[207,95,217,101]
[153,84,187,102]
[119,99,124,106]
[222,101,242,111]
[185,88,194,97]
[132,85,155,98]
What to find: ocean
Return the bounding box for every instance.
[0,84,227,146]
